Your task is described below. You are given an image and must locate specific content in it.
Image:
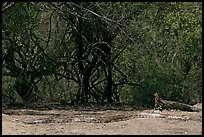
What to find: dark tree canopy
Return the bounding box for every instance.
[2,2,202,107]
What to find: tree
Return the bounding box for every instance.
[2,2,202,107]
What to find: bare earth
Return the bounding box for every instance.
[2,108,202,135]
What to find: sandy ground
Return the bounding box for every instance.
[2,108,202,135]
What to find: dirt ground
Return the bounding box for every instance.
[2,105,202,135]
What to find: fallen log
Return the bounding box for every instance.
[154,92,202,112]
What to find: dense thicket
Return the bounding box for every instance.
[2,2,202,107]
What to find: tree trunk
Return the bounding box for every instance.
[105,51,113,103]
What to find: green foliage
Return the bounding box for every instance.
[3,3,41,38]
[2,2,202,107]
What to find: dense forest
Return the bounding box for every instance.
[2,2,202,108]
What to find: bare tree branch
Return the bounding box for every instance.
[2,2,15,12]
